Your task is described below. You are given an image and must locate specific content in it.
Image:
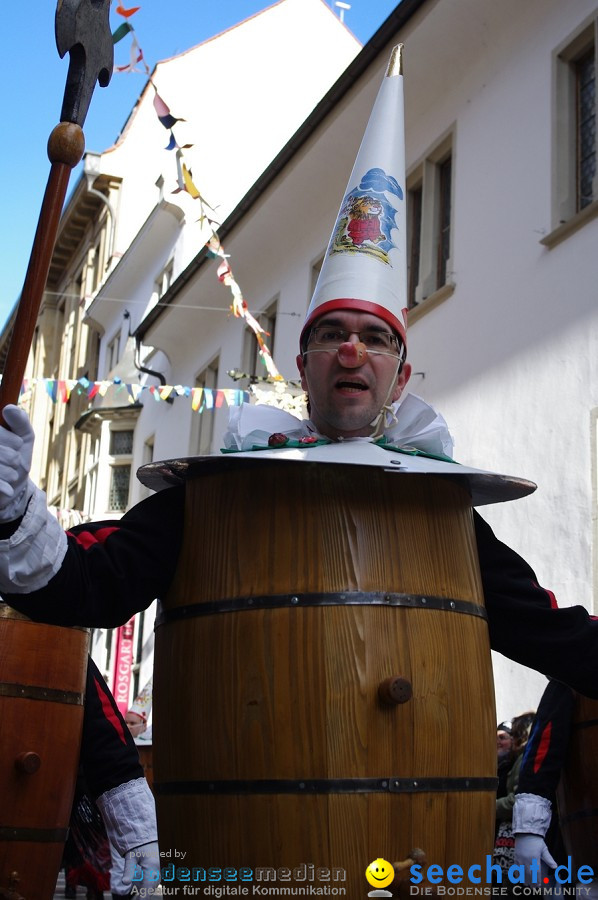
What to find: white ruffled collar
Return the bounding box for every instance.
[223,392,454,459]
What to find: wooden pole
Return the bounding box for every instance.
[0,123,84,422]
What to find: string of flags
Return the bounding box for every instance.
[111,5,283,381]
[17,377,248,413]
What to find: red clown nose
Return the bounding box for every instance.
[337,341,368,368]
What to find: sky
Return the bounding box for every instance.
[0,0,400,332]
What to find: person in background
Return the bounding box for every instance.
[81,657,160,897]
[513,681,598,896]
[108,675,156,898]
[496,721,515,800]
[494,713,536,884]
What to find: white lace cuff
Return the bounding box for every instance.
[0,481,67,594]
[513,793,552,837]
[96,777,158,855]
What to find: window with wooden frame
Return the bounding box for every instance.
[547,19,598,243]
[407,133,454,309]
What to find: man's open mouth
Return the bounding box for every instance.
[336,380,367,392]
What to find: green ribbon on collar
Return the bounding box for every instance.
[374,436,456,464]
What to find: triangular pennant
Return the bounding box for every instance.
[116,4,141,18]
[112,21,133,44]
[182,163,201,199]
[191,387,203,411]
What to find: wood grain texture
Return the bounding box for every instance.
[154,464,496,891]
[0,615,88,898]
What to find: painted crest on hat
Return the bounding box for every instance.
[329,167,404,265]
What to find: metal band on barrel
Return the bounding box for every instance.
[0,682,84,705]
[571,718,598,730]
[0,825,69,842]
[156,591,487,627]
[154,777,497,796]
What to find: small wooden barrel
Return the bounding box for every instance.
[0,606,88,899]
[154,462,496,893]
[557,694,598,872]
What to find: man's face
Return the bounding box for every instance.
[296,310,411,439]
[125,710,146,738]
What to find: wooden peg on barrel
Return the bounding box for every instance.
[0,0,113,418]
[14,751,41,775]
[378,675,413,705]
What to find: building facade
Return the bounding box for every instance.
[3,0,597,720]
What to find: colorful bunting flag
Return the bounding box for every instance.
[112,21,133,44]
[153,91,185,129]
[116,4,141,18]
[14,377,248,413]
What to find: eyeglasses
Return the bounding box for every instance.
[308,326,403,356]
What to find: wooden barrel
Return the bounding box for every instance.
[153,462,496,893]
[557,693,598,872]
[0,606,88,899]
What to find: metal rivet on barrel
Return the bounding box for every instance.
[247,598,254,606]
[384,594,392,603]
[450,601,456,609]
[291,596,299,605]
[421,598,427,604]
[299,782,305,790]
[378,676,413,706]
[14,751,41,775]
[381,780,388,789]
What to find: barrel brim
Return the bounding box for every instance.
[137,442,536,507]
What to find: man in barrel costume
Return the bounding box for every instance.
[0,47,597,894]
[0,45,595,694]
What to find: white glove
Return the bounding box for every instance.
[0,405,34,521]
[515,834,557,885]
[122,840,161,889]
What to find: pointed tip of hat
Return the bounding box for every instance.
[301,42,407,351]
[386,44,403,78]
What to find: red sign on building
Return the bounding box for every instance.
[112,616,136,715]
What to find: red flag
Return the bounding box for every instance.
[116,4,141,17]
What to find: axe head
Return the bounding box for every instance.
[55,0,114,127]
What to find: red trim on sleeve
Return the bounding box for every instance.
[67,526,119,550]
[531,581,559,609]
[533,722,552,774]
[93,676,128,746]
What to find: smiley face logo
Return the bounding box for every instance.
[365,858,395,889]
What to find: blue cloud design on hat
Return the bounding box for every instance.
[359,167,403,201]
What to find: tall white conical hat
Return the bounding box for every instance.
[301,44,408,348]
